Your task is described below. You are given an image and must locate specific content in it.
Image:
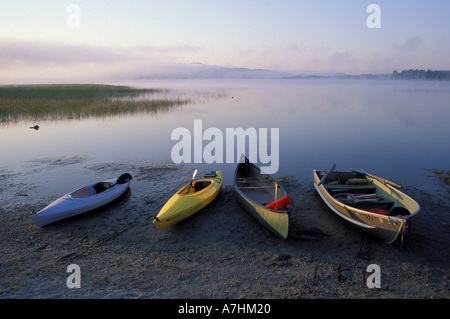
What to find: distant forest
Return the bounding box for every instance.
[284,69,450,81]
[392,69,450,81]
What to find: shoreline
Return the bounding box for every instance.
[0,160,449,299]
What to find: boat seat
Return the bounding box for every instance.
[93,182,113,194]
[238,185,277,189]
[325,185,377,195]
[194,181,211,192]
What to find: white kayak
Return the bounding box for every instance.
[30,173,132,227]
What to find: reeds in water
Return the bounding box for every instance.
[0,84,189,123]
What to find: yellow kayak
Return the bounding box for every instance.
[153,171,223,227]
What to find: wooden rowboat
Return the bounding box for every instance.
[233,156,293,239]
[313,166,420,244]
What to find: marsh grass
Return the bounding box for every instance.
[425,168,450,186]
[0,84,189,123]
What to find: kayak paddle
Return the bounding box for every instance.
[186,169,198,194]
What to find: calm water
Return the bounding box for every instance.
[1,79,449,189]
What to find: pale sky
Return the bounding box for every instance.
[1,0,449,83]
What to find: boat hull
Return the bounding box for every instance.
[31,176,131,227]
[313,169,420,244]
[153,171,223,227]
[234,157,290,239]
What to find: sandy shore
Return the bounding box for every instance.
[0,158,449,299]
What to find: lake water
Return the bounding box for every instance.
[1,79,449,191]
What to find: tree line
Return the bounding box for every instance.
[392,69,450,81]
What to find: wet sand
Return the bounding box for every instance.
[0,158,449,299]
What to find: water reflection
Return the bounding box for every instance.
[153,79,450,182]
[1,80,449,185]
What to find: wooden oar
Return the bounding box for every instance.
[318,163,336,186]
[352,169,401,189]
[186,169,198,194]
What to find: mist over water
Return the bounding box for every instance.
[1,79,449,186]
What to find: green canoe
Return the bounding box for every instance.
[233,156,292,239]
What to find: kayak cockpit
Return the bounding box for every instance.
[178,181,212,195]
[70,182,114,197]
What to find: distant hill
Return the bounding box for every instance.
[139,64,450,81]
[142,64,295,79]
[282,73,391,80]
